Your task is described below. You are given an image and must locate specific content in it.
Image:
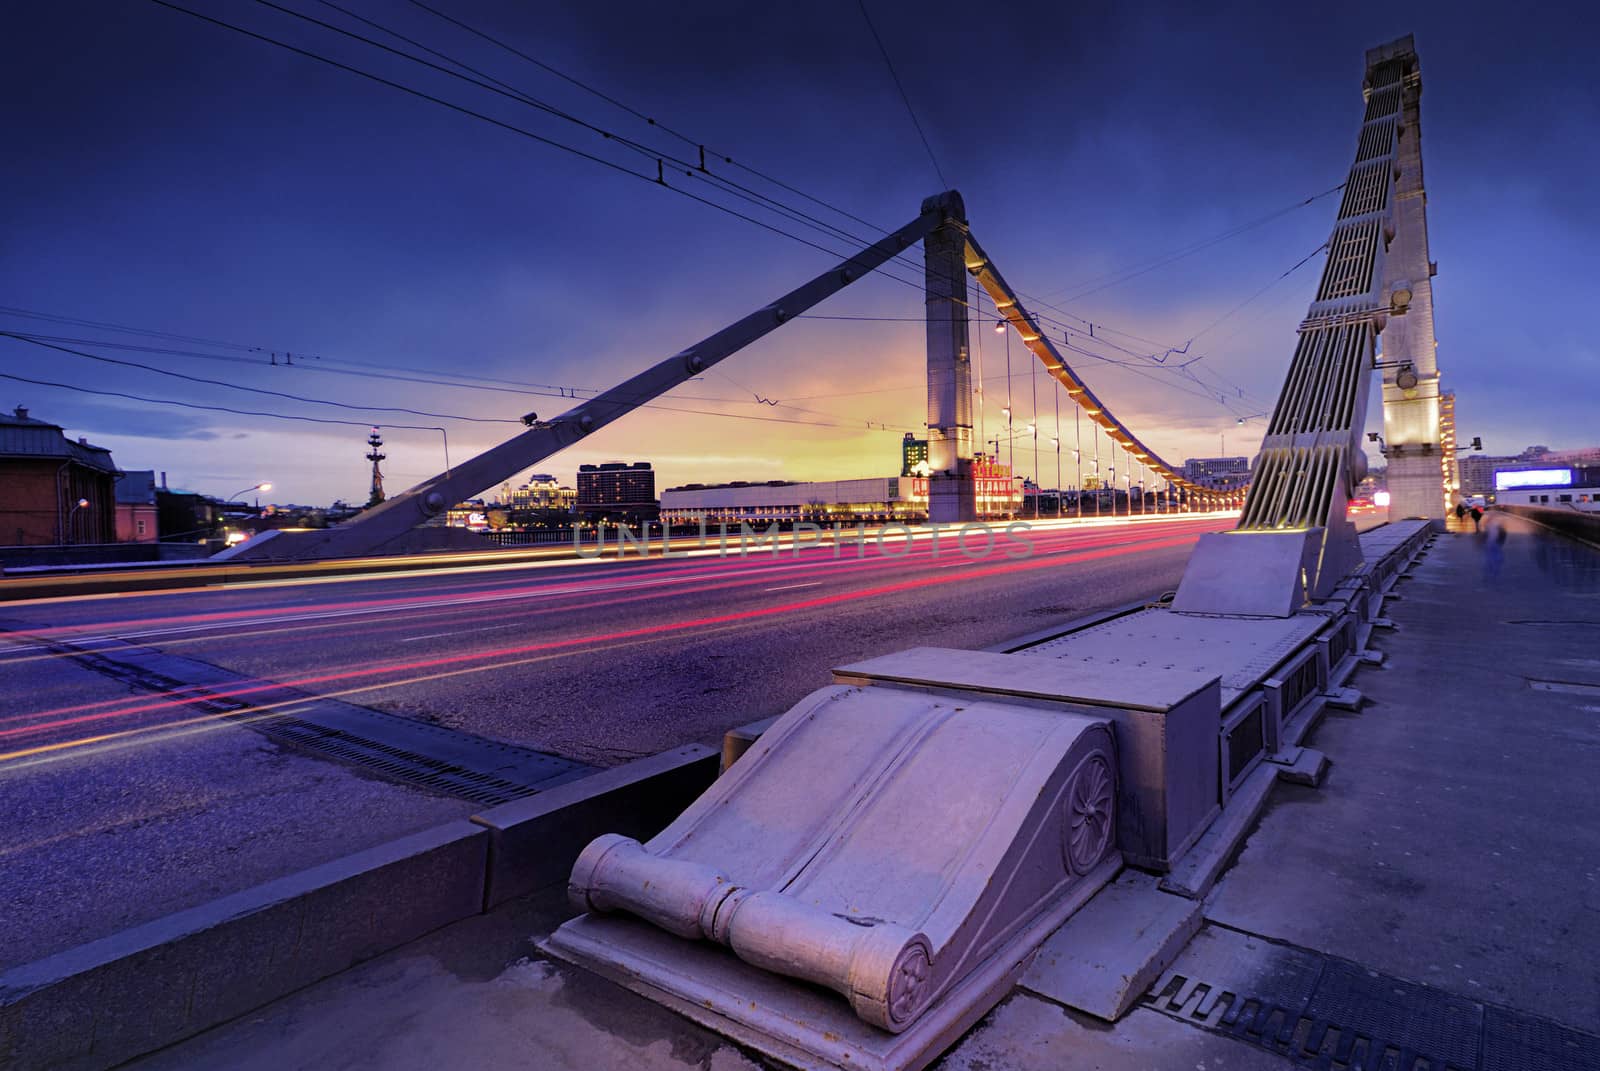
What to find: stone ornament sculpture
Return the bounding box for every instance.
[551,678,1121,1065]
[571,834,934,1030]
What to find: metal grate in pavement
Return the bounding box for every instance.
[1145,924,1600,1071]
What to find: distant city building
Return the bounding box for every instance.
[0,405,120,546]
[661,461,1023,525]
[1459,444,1600,499]
[114,469,160,543]
[510,473,576,512]
[662,478,923,525]
[900,434,929,477]
[1459,453,1512,497]
[153,471,224,544]
[1182,456,1251,491]
[1493,463,1600,513]
[577,461,657,521]
[447,499,490,531]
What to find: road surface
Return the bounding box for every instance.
[0,513,1228,965]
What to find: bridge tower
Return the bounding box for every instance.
[1174,34,1439,616]
[1371,36,1444,519]
[365,427,386,507]
[922,192,975,522]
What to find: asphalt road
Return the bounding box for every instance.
[0,514,1229,767]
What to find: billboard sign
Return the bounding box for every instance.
[1495,468,1573,491]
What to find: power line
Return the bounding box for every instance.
[0,331,919,434]
[1185,240,1329,344]
[401,0,894,245]
[0,305,742,402]
[181,0,1276,406]
[1036,184,1344,302]
[0,369,448,432]
[855,0,948,190]
[239,0,940,302]
[1,332,522,424]
[140,0,1282,432]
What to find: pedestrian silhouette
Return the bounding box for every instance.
[1482,513,1507,581]
[1470,505,1483,532]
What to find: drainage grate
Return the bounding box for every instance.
[5,626,589,805]
[1146,925,1600,1071]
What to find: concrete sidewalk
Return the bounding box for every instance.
[1205,513,1600,1031]
[123,516,1600,1070]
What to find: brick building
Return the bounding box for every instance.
[0,406,120,546]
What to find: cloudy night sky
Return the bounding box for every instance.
[3,0,1595,505]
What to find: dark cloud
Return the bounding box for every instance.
[1,0,1595,501]
[23,402,220,443]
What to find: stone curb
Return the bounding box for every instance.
[0,745,721,1071]
[471,744,720,908]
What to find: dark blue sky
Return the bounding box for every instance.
[3,0,1595,503]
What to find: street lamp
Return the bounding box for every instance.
[65,497,89,545]
[229,481,272,501]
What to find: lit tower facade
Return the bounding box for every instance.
[365,427,386,506]
[1438,389,1459,508]
[1374,35,1445,519]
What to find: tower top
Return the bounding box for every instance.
[1364,34,1416,72]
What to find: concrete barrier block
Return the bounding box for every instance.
[0,819,487,1071]
[472,745,719,908]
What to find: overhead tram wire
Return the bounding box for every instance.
[232,0,941,302]
[0,305,759,405]
[0,332,919,434]
[0,361,920,437]
[855,0,949,190]
[319,0,1228,368]
[231,0,1280,401]
[144,1,1275,436]
[1035,183,1345,303]
[0,369,451,433]
[1,333,522,424]
[383,0,1305,403]
[1183,240,1330,345]
[0,302,928,425]
[141,0,928,303]
[402,0,906,244]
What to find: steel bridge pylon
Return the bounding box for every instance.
[922,192,975,523]
[1175,33,1442,616]
[225,186,1218,561]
